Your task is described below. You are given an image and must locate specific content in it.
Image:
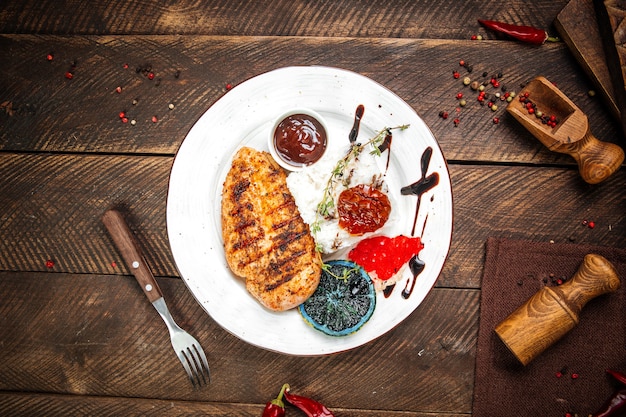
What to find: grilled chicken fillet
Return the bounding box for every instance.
[221,147,321,311]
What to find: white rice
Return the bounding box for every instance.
[286,146,390,254]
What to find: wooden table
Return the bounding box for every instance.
[0,1,624,415]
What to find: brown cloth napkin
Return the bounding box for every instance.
[472,237,626,417]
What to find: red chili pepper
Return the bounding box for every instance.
[478,19,559,45]
[589,370,626,416]
[607,369,626,386]
[284,387,335,417]
[262,383,288,417]
[591,388,626,417]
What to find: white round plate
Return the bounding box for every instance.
[167,66,453,355]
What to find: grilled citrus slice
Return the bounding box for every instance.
[299,260,376,336]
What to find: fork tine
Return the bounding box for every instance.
[181,348,202,387]
[181,345,210,387]
[186,345,210,385]
[192,343,211,382]
[176,349,197,386]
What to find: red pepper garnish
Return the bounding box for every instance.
[284,387,335,417]
[262,383,288,417]
[478,19,559,45]
[590,369,626,417]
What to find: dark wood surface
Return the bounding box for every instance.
[0,1,624,416]
[555,0,621,121]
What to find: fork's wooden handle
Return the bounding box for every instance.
[102,209,163,303]
[560,131,625,184]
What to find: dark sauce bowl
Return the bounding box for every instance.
[268,108,328,171]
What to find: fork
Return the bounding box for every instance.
[102,209,210,387]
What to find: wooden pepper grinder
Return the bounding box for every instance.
[495,253,620,366]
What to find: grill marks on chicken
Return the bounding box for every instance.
[221,147,321,311]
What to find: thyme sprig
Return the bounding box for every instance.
[321,263,360,281]
[311,124,409,250]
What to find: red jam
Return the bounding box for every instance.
[349,235,424,280]
[337,184,391,235]
[273,113,327,167]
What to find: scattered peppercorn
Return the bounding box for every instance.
[152,115,158,123]
[442,60,515,128]
[46,53,54,61]
[226,83,233,90]
[45,259,55,269]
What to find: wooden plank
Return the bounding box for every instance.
[0,394,467,417]
[0,393,263,417]
[444,164,626,288]
[555,0,621,122]
[0,153,624,289]
[0,271,477,413]
[0,35,620,161]
[0,153,174,277]
[593,0,626,137]
[0,0,567,39]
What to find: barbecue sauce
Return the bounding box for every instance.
[273,113,327,168]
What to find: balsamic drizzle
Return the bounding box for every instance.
[398,146,440,298]
[348,104,365,143]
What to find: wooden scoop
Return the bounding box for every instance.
[507,76,624,184]
[495,253,620,366]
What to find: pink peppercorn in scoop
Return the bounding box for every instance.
[268,108,328,171]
